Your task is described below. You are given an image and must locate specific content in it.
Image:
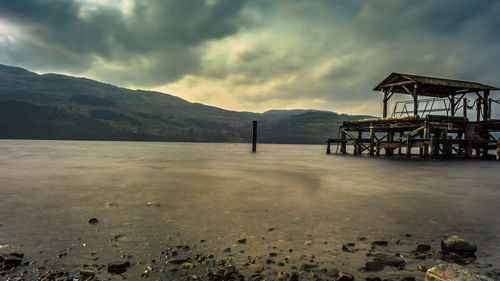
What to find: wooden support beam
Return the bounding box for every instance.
[423,121,430,158]
[483,90,490,121]
[386,131,394,156]
[357,131,363,155]
[445,136,453,158]
[488,98,492,120]
[482,136,489,159]
[401,85,413,95]
[340,129,347,154]
[406,135,412,158]
[369,124,375,157]
[376,141,381,157]
[326,141,331,154]
[465,124,474,158]
[476,98,481,122]
[379,80,415,88]
[463,97,467,119]
[419,130,424,157]
[398,132,403,155]
[383,90,388,118]
[430,135,436,158]
[450,97,456,117]
[413,84,418,116]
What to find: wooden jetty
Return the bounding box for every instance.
[327,73,500,159]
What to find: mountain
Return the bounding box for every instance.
[0,64,372,143]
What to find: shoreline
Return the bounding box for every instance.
[1,231,498,281]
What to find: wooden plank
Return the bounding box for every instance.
[379,80,415,88]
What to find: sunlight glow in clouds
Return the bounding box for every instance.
[1,0,499,115]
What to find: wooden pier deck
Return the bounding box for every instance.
[326,115,500,159]
[326,73,500,160]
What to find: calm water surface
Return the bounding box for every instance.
[0,140,499,279]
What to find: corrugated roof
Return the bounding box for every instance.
[373,73,498,97]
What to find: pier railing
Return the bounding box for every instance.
[392,97,453,117]
[392,97,499,119]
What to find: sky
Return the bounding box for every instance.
[0,0,499,116]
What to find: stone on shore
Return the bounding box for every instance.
[417,244,432,252]
[441,236,477,256]
[0,253,24,270]
[424,263,493,281]
[336,271,355,281]
[79,269,95,278]
[107,261,131,274]
[373,253,406,267]
[88,218,99,224]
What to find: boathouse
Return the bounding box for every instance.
[326,73,500,159]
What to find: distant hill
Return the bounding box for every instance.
[0,64,372,143]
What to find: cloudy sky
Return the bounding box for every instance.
[1,0,499,115]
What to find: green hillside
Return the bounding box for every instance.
[0,64,372,143]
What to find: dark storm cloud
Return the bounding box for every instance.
[0,0,247,86]
[234,0,500,112]
[1,0,499,114]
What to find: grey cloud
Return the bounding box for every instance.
[0,0,248,86]
[227,0,500,114]
[1,0,499,115]
[355,0,497,42]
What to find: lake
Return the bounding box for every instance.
[0,140,499,280]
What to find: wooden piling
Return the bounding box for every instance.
[419,130,424,157]
[397,131,403,155]
[340,129,347,154]
[445,136,453,158]
[369,124,375,156]
[357,131,363,155]
[423,122,430,158]
[386,131,394,156]
[326,141,331,154]
[252,120,257,152]
[430,135,436,158]
[406,135,412,158]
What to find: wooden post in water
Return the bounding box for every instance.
[423,121,430,158]
[445,136,453,158]
[340,128,347,154]
[430,135,436,158]
[357,131,363,155]
[369,124,375,156]
[465,125,472,159]
[398,131,403,155]
[252,120,257,152]
[406,135,412,158]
